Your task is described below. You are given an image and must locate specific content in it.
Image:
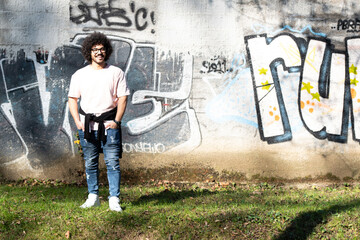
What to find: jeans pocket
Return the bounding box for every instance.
[106,128,120,145]
[78,129,87,147]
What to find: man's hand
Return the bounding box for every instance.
[104,95,127,129]
[75,119,84,131]
[105,121,118,129]
[68,97,84,131]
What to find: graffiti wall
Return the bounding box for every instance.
[2,0,360,180]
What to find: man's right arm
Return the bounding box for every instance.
[68,97,84,131]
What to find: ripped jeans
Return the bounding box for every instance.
[78,128,121,197]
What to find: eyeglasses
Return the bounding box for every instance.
[91,47,106,53]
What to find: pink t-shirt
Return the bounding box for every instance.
[69,64,129,113]
[68,64,130,130]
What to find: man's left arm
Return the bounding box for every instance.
[115,95,127,122]
[106,95,127,129]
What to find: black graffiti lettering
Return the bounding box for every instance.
[70,3,102,25]
[150,11,156,25]
[337,19,342,30]
[356,18,360,28]
[210,63,218,72]
[337,18,360,31]
[349,19,356,29]
[130,1,135,12]
[353,18,360,30]
[337,19,349,30]
[135,8,148,31]
[102,8,132,27]
[200,56,228,74]
[70,0,155,33]
[201,61,209,73]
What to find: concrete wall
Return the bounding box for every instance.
[1,0,360,181]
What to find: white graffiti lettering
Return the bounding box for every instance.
[245,34,360,144]
[122,142,166,154]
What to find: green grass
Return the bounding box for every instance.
[1,179,360,239]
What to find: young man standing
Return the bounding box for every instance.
[68,32,129,212]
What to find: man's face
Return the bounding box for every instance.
[91,44,106,65]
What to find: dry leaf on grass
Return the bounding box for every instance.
[65,230,70,239]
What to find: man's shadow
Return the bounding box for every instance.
[274,199,360,240]
[130,188,216,206]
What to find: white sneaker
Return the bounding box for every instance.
[80,193,100,208]
[109,196,122,212]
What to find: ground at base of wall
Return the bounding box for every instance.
[120,167,360,185]
[1,168,358,191]
[1,164,359,186]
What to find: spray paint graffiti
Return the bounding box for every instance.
[252,24,327,38]
[335,19,360,32]
[245,32,360,144]
[200,56,229,74]
[347,38,360,140]
[70,0,156,33]
[0,49,77,167]
[245,34,302,143]
[300,39,349,143]
[122,142,165,154]
[34,49,49,64]
[70,34,201,153]
[203,54,258,126]
[0,33,201,166]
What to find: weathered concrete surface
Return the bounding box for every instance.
[1,0,360,181]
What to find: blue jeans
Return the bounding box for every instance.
[78,128,121,197]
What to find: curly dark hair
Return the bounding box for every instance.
[81,32,113,63]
